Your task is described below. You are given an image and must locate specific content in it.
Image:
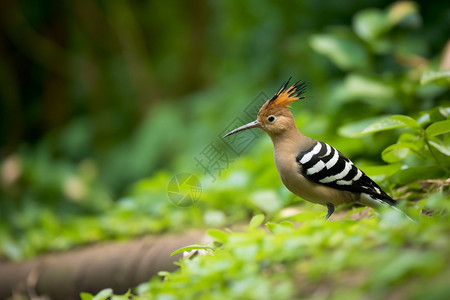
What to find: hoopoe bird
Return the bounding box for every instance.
[224,78,403,220]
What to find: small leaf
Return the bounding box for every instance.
[429,141,450,156]
[170,245,214,257]
[353,8,391,41]
[249,214,265,228]
[425,120,450,137]
[207,229,229,243]
[362,163,402,176]
[420,70,450,86]
[310,34,369,70]
[158,271,171,278]
[123,290,132,297]
[391,165,446,186]
[382,142,422,163]
[80,293,94,300]
[387,1,420,27]
[389,115,421,129]
[345,74,395,99]
[382,144,411,163]
[279,221,295,229]
[266,222,278,234]
[266,222,294,234]
[93,288,113,300]
[361,163,402,181]
[339,116,389,137]
[340,114,421,137]
[359,116,406,135]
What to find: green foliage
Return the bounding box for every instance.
[170,245,214,257]
[1,2,449,299]
[82,2,449,299]
[81,288,137,300]
[340,108,449,186]
[421,70,450,86]
[1,0,449,262]
[87,197,450,299]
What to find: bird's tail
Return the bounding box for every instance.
[388,204,417,223]
[360,193,417,223]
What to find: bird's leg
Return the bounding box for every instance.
[325,203,335,220]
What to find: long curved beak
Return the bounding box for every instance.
[223,120,260,138]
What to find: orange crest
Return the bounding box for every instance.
[268,77,307,107]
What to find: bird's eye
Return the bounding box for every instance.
[267,115,276,123]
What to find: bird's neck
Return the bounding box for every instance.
[269,125,313,155]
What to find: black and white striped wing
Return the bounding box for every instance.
[296,141,396,205]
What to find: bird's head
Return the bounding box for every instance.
[223,77,306,139]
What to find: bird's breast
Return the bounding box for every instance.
[274,151,354,206]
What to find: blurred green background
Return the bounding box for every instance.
[1,0,449,260]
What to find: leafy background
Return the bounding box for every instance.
[0,0,449,299]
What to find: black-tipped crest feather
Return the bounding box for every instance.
[269,76,292,103]
[268,77,307,105]
[291,80,307,99]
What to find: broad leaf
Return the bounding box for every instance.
[340,115,420,137]
[391,165,446,186]
[387,1,421,27]
[362,163,402,181]
[361,116,405,134]
[80,293,94,300]
[170,245,214,257]
[339,116,390,137]
[345,73,395,99]
[353,8,391,41]
[426,120,450,137]
[207,229,229,243]
[389,115,421,129]
[429,141,450,156]
[93,289,113,300]
[310,34,369,70]
[420,70,450,86]
[266,221,295,234]
[249,214,265,228]
[382,144,413,163]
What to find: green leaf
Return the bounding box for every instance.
[80,293,94,300]
[387,1,421,27]
[279,221,295,229]
[340,115,421,137]
[266,222,295,234]
[420,70,450,86]
[249,214,265,229]
[339,116,388,137]
[426,120,450,137]
[266,222,278,234]
[361,163,402,181]
[93,288,113,300]
[207,229,229,243]
[429,141,450,156]
[170,245,214,257]
[345,74,395,100]
[123,289,132,297]
[417,107,450,127]
[158,271,171,278]
[310,34,369,70]
[382,144,413,163]
[391,165,446,186]
[389,115,421,129]
[353,8,391,41]
[110,290,133,300]
[361,116,405,134]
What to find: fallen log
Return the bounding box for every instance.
[0,231,204,300]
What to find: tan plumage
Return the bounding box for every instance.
[224,78,402,220]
